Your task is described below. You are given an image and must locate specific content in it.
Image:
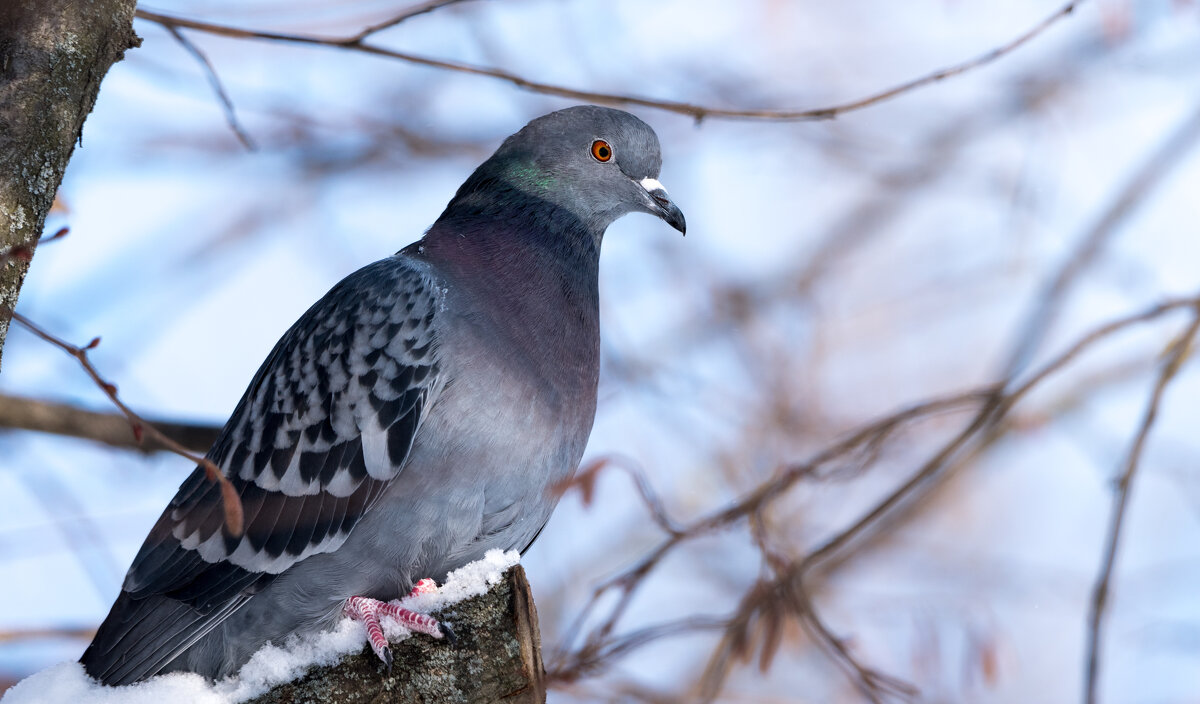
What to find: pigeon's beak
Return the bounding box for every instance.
[639,178,686,235]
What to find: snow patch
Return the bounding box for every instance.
[1,550,520,704]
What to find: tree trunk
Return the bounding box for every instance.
[247,565,547,704]
[0,0,140,370]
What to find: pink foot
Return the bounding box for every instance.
[344,582,453,670]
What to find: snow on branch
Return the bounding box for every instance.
[2,552,542,704]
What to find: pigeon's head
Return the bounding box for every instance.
[449,105,686,237]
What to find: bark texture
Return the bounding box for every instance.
[0,0,140,370]
[247,565,547,704]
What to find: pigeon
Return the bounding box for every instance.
[79,105,685,685]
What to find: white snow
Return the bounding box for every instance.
[0,550,520,704]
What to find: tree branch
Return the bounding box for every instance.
[134,1,1086,124]
[9,312,243,534]
[1082,308,1200,704]
[0,392,220,454]
[162,25,255,150]
[247,565,545,704]
[347,0,483,43]
[1003,97,1200,379]
[549,294,1200,698]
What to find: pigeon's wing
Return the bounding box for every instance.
[80,255,444,685]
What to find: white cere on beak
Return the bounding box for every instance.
[640,177,667,194]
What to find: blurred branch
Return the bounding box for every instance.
[694,96,1200,696]
[134,1,1086,123]
[777,93,1200,616]
[549,294,1200,700]
[8,312,243,535]
[552,454,684,536]
[346,0,482,42]
[163,25,255,150]
[1003,96,1200,379]
[0,627,95,643]
[1082,308,1200,704]
[14,465,125,600]
[0,393,220,454]
[748,297,1200,702]
[554,390,990,660]
[633,63,1079,368]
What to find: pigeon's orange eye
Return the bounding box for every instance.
[591,139,612,162]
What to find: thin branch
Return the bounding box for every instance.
[163,25,255,150]
[745,96,1200,690]
[797,296,1200,582]
[9,312,244,534]
[346,0,481,43]
[0,627,96,643]
[0,392,220,453]
[135,1,1086,123]
[14,466,125,600]
[782,0,1086,120]
[549,294,1200,693]
[551,454,684,536]
[1005,297,1200,403]
[1082,308,1200,704]
[552,616,730,680]
[1002,97,1200,379]
[793,91,1200,583]
[634,60,1076,364]
[793,587,918,704]
[553,390,989,676]
[0,226,68,266]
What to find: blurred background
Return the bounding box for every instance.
[3,0,1200,701]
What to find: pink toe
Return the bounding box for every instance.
[407,578,437,598]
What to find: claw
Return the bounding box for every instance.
[440,620,458,646]
[344,579,451,668]
[377,600,445,639]
[345,596,392,666]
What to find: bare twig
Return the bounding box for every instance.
[9,312,244,534]
[793,587,919,704]
[135,1,1086,123]
[636,63,1076,365]
[0,226,68,266]
[549,294,1200,696]
[552,454,684,536]
[1082,308,1200,704]
[0,392,221,453]
[779,298,1200,700]
[554,616,730,679]
[162,25,255,150]
[553,391,990,682]
[14,467,124,600]
[755,97,1200,695]
[1003,97,1200,379]
[346,0,481,43]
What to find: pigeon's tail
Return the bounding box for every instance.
[80,590,239,685]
